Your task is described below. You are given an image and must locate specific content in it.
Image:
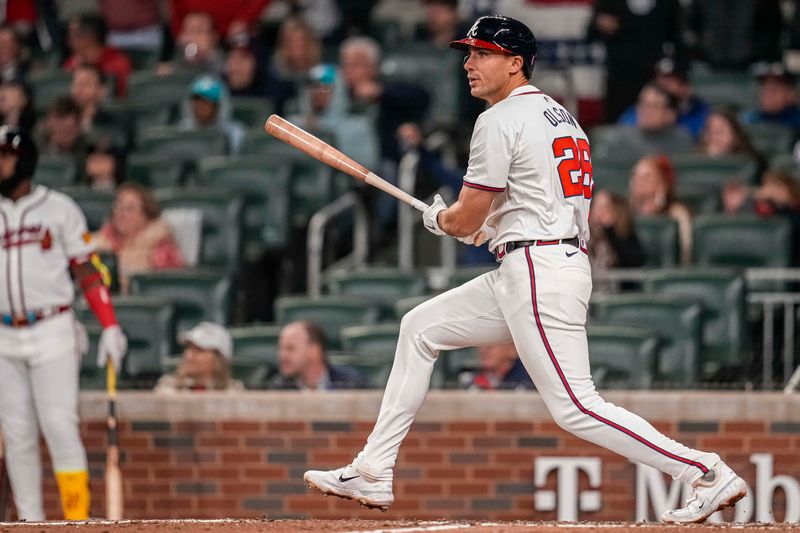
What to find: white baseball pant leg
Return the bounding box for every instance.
[355,244,718,486]
[0,314,88,521]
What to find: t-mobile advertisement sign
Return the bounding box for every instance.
[533,454,799,523]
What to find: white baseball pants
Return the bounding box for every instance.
[0,313,88,521]
[355,243,718,485]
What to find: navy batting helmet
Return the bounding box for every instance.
[450,15,538,78]
[0,125,38,181]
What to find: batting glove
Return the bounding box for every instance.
[97,325,128,372]
[422,194,448,236]
[458,222,497,246]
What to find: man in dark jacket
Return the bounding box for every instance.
[270,321,368,390]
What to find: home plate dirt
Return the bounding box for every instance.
[1,520,800,533]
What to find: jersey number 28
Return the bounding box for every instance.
[552,136,593,199]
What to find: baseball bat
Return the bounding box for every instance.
[264,114,430,212]
[105,363,123,520]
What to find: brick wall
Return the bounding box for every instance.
[29,392,800,521]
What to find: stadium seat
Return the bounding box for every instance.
[325,352,391,388]
[645,269,747,379]
[592,294,703,386]
[128,269,233,333]
[592,156,637,195]
[340,322,400,356]
[393,295,434,319]
[231,97,274,128]
[634,216,680,267]
[60,186,113,231]
[274,295,381,350]
[448,264,497,288]
[125,153,185,188]
[127,70,196,104]
[228,323,283,375]
[326,268,427,316]
[138,127,228,170]
[125,48,160,71]
[440,346,480,386]
[690,71,757,109]
[587,124,628,157]
[77,295,176,383]
[692,214,793,269]
[288,158,338,226]
[197,156,292,255]
[671,153,757,191]
[100,97,174,145]
[29,70,72,112]
[97,250,121,294]
[155,187,244,272]
[35,155,76,188]
[743,123,794,157]
[587,324,660,389]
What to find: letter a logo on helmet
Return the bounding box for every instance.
[451,15,538,78]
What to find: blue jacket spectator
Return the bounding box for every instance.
[458,344,534,391]
[742,63,800,134]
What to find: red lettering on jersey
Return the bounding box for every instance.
[41,229,52,250]
[552,136,593,199]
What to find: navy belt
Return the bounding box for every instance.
[494,237,580,262]
[1,305,71,328]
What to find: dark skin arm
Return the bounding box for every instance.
[437,187,497,237]
[69,258,104,290]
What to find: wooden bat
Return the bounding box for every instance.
[0,433,9,521]
[264,114,429,212]
[105,363,123,520]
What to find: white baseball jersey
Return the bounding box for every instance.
[462,85,593,251]
[0,185,94,315]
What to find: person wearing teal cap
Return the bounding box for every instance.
[179,74,245,154]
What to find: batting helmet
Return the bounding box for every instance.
[0,125,38,182]
[450,15,538,78]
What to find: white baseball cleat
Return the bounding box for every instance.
[661,461,747,524]
[303,464,394,511]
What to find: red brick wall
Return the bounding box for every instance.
[33,415,800,521]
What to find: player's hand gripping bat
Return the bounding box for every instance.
[263,115,489,246]
[105,362,123,520]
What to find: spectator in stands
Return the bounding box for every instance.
[264,17,321,115]
[35,95,89,163]
[155,322,244,393]
[588,0,686,122]
[261,0,342,41]
[70,64,114,133]
[169,0,270,40]
[413,0,466,48]
[741,63,800,134]
[99,0,163,57]
[64,14,132,98]
[0,79,34,132]
[698,108,767,174]
[596,84,693,159]
[687,0,782,70]
[92,182,185,293]
[168,11,224,74]
[0,24,27,83]
[224,37,267,98]
[629,155,693,264]
[458,343,533,391]
[270,321,368,390]
[178,74,245,155]
[589,189,645,270]
[618,57,710,140]
[83,142,124,191]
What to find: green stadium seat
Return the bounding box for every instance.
[743,123,794,157]
[325,351,391,388]
[645,269,747,378]
[634,216,680,267]
[229,357,271,389]
[393,295,434,319]
[35,155,76,188]
[690,71,757,109]
[592,294,703,386]
[288,158,337,225]
[97,250,121,294]
[587,124,628,157]
[231,97,274,128]
[692,214,793,268]
[60,186,113,231]
[671,153,757,191]
[326,268,427,316]
[125,152,185,187]
[769,153,798,174]
[587,324,660,389]
[340,322,400,356]
[228,323,282,375]
[77,295,176,383]
[448,264,497,288]
[155,187,244,272]
[127,70,196,103]
[125,48,161,70]
[128,269,233,333]
[29,70,72,112]
[197,156,291,255]
[592,156,637,195]
[274,295,381,350]
[100,97,174,145]
[139,127,228,163]
[441,346,480,386]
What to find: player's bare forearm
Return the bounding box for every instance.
[437,187,497,237]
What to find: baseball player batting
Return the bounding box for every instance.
[0,126,128,521]
[304,16,747,524]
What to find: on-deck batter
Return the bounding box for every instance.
[0,126,127,521]
[303,16,747,524]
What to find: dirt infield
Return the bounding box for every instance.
[1,520,800,533]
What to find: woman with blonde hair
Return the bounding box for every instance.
[91,182,184,292]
